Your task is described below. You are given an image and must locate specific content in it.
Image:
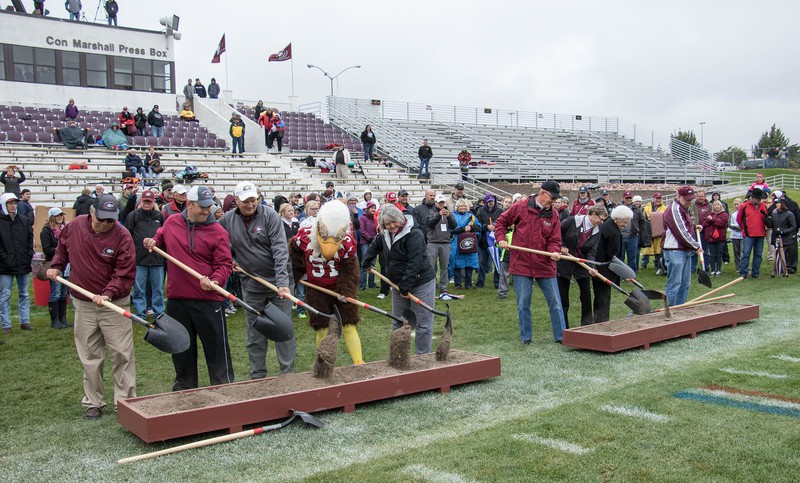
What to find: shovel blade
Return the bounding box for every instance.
[291,409,325,428]
[697,269,713,288]
[624,290,652,315]
[401,309,417,330]
[144,313,191,354]
[252,302,295,342]
[609,256,637,280]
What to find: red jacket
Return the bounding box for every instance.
[570,197,595,216]
[702,211,729,242]
[51,215,136,301]
[153,213,232,301]
[258,112,274,131]
[737,200,769,238]
[495,195,562,278]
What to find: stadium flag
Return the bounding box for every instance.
[268,43,292,62]
[211,34,226,64]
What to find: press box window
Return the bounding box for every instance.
[86,53,107,88]
[61,51,80,86]
[113,56,132,90]
[11,45,34,82]
[34,48,55,85]
[0,47,5,81]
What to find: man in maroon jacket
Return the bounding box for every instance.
[495,180,566,344]
[47,194,136,420]
[144,185,234,390]
[737,187,770,278]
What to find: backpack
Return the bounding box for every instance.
[304,155,315,167]
[335,150,345,165]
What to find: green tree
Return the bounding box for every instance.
[714,146,748,164]
[672,130,699,146]
[755,124,798,167]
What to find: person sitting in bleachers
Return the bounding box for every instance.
[145,146,164,179]
[52,121,90,149]
[65,99,79,121]
[118,106,137,135]
[179,104,199,122]
[101,124,128,150]
[124,148,149,179]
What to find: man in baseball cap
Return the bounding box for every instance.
[163,184,188,218]
[95,193,120,220]
[234,181,259,201]
[662,185,703,306]
[386,191,398,203]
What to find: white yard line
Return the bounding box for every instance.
[771,354,800,363]
[513,434,592,455]
[599,405,670,422]
[402,464,476,483]
[719,368,789,379]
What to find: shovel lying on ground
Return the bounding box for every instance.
[574,261,652,315]
[369,268,453,360]
[608,256,668,302]
[507,244,608,266]
[150,246,293,342]
[300,280,417,328]
[654,293,736,312]
[234,266,342,326]
[53,276,190,354]
[694,228,713,288]
[685,277,744,305]
[117,409,323,464]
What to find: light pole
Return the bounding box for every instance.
[699,121,706,148]
[307,64,361,96]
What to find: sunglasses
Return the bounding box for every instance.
[97,218,116,224]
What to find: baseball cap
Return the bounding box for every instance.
[540,180,562,200]
[48,207,64,217]
[234,181,258,201]
[187,186,215,207]
[435,194,447,203]
[173,184,188,195]
[346,192,358,201]
[579,186,588,193]
[386,191,398,202]
[601,189,609,195]
[95,194,119,219]
[653,192,663,198]
[623,191,633,198]
[153,105,159,109]
[140,190,155,202]
[454,183,465,189]
[398,189,409,197]
[325,181,334,188]
[773,190,784,199]
[677,186,696,200]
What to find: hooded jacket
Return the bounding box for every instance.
[663,199,701,251]
[50,215,135,301]
[475,194,504,245]
[495,195,562,278]
[0,171,26,195]
[702,210,729,243]
[147,109,164,127]
[125,207,165,266]
[361,221,435,294]
[0,194,33,275]
[737,200,769,238]
[153,210,232,301]
[72,193,94,215]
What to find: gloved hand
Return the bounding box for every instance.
[399,288,409,297]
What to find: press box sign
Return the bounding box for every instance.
[45,36,169,58]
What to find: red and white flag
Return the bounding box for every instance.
[211,34,226,64]
[268,43,292,62]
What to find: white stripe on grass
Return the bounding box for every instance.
[599,405,670,422]
[771,354,800,363]
[402,464,476,483]
[513,434,592,455]
[719,368,789,379]
[693,389,800,411]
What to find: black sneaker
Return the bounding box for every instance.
[521,340,531,345]
[85,407,102,420]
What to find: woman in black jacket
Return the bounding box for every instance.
[360,125,376,162]
[134,107,148,137]
[361,204,436,354]
[41,208,70,328]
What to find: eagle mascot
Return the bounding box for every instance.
[290,200,364,364]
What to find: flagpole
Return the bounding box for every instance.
[225,53,229,89]
[290,57,295,96]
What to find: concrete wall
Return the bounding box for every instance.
[0,82,178,113]
[193,98,265,154]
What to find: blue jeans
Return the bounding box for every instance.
[620,235,639,271]
[294,282,305,316]
[49,279,68,302]
[129,166,148,178]
[358,244,375,289]
[512,275,565,342]
[0,274,30,329]
[132,265,165,317]
[107,16,117,26]
[69,12,79,20]
[707,242,724,273]
[477,247,498,287]
[664,250,692,306]
[418,158,430,177]
[151,126,164,138]
[362,143,374,161]
[740,237,765,278]
[232,137,244,154]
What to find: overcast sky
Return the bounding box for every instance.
[91,0,798,154]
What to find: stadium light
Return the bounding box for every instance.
[699,121,706,148]
[307,64,361,97]
[159,15,181,41]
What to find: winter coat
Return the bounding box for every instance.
[65,0,81,15]
[770,208,798,245]
[418,145,433,159]
[183,83,194,99]
[65,104,79,119]
[737,200,770,238]
[105,0,118,16]
[134,112,147,130]
[72,194,94,215]
[663,199,701,252]
[557,215,600,280]
[412,200,439,240]
[570,196,595,216]
[361,222,435,294]
[475,200,503,248]
[124,153,143,170]
[0,211,33,275]
[194,84,207,98]
[41,225,61,261]
[208,83,220,99]
[124,208,165,266]
[595,217,622,282]
[702,211,729,243]
[495,195,562,278]
[0,170,26,195]
[229,121,245,138]
[358,212,378,246]
[360,130,376,145]
[118,111,134,127]
[426,210,456,244]
[147,110,164,127]
[449,210,481,270]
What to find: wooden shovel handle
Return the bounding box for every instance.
[507,244,576,262]
[233,266,300,304]
[368,268,419,302]
[150,245,233,300]
[695,228,706,265]
[118,427,259,464]
[300,280,358,306]
[687,277,744,304]
[54,275,151,328]
[655,293,735,312]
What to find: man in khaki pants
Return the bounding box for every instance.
[48,194,137,420]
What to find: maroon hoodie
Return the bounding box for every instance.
[51,215,136,301]
[153,211,232,301]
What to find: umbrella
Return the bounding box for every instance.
[487,231,502,272]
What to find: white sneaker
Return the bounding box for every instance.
[224,306,237,315]
[376,293,386,299]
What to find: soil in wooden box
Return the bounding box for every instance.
[132,350,489,417]
[569,303,753,335]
